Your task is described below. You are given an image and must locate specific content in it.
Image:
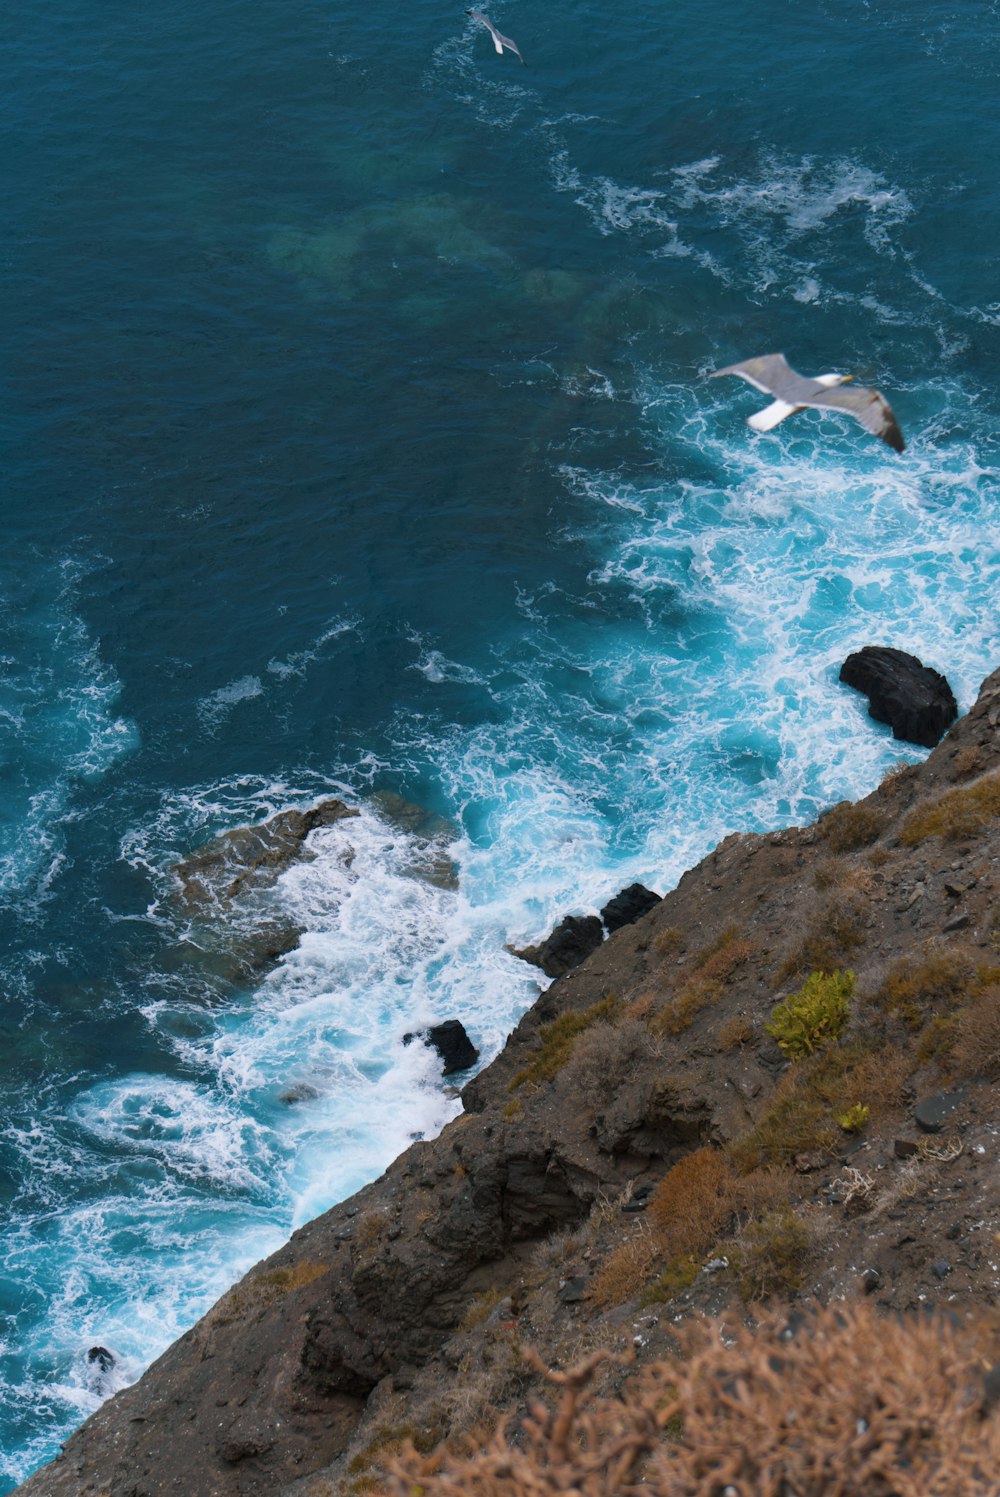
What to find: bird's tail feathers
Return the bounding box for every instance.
[748,399,799,433]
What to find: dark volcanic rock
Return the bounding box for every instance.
[914,1089,966,1133]
[600,883,661,933]
[403,1020,479,1076]
[839,646,958,748]
[514,914,604,978]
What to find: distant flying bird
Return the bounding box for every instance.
[710,353,905,453]
[466,9,526,64]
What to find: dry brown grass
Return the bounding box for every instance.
[353,1210,390,1257]
[819,799,884,853]
[951,984,1000,1078]
[872,944,997,1030]
[592,1148,797,1310]
[649,978,722,1038]
[775,902,864,982]
[646,1147,737,1256]
[460,1286,504,1331]
[384,1302,1000,1497]
[951,745,986,781]
[654,926,684,957]
[901,770,1000,846]
[716,1012,752,1049]
[689,928,757,982]
[729,1205,812,1300]
[588,1224,660,1308]
[210,1258,329,1324]
[560,1018,661,1100]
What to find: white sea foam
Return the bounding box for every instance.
[410,646,487,685]
[266,615,359,680]
[197,674,265,730]
[0,562,137,904]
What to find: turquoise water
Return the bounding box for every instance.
[4,0,1000,1482]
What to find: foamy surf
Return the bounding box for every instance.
[0,562,137,905]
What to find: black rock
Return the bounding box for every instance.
[931,1258,952,1280]
[860,1268,882,1294]
[557,1275,587,1304]
[403,1019,479,1076]
[600,883,661,933]
[914,1090,965,1134]
[839,646,958,748]
[515,915,604,979]
[87,1346,115,1374]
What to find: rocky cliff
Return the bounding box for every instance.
[17,668,1000,1497]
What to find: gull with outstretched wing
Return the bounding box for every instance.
[711,353,905,453]
[466,9,526,64]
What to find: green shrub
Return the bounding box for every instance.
[836,1102,869,1133]
[766,970,854,1058]
[731,1207,812,1301]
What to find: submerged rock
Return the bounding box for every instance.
[601,883,661,933]
[172,799,359,910]
[839,646,958,748]
[513,914,604,979]
[403,1019,479,1076]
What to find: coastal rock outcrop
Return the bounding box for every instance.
[172,798,359,909]
[513,914,604,978]
[403,1019,480,1075]
[600,882,661,932]
[839,645,958,748]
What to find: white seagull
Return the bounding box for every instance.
[710,353,905,453]
[466,9,526,65]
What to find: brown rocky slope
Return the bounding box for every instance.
[17,667,1000,1497]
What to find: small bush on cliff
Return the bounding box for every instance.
[647,1146,737,1256]
[716,1012,752,1049]
[729,1205,813,1301]
[509,994,622,1090]
[654,925,684,957]
[649,977,722,1037]
[776,905,863,982]
[689,926,756,981]
[951,985,1000,1078]
[877,945,1000,1030]
[560,1017,660,1100]
[212,1259,329,1324]
[901,770,1000,845]
[766,970,854,1057]
[836,1102,869,1133]
[819,799,884,853]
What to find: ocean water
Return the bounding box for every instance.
[4,0,1000,1482]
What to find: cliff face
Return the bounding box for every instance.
[17,668,1000,1497]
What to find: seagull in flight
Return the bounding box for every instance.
[466,9,526,64]
[710,353,905,453]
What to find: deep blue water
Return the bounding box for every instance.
[4,0,1000,1482]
